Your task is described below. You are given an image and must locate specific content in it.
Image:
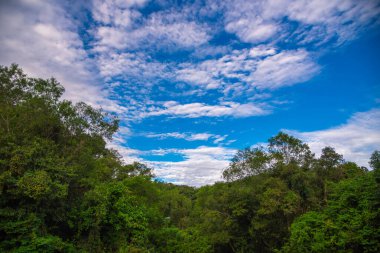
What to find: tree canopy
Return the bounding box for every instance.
[1,64,379,252]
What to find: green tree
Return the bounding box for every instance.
[268,132,314,167]
[223,147,271,181]
[283,172,380,252]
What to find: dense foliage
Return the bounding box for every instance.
[1,64,379,252]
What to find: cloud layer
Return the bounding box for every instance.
[1,0,379,186]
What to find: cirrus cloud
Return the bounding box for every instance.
[146,101,270,118]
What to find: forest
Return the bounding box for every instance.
[0,64,379,252]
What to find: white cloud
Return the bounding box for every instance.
[145,132,228,143]
[90,4,212,102]
[0,0,124,114]
[225,16,278,43]
[251,49,320,89]
[213,135,228,144]
[150,146,237,186]
[97,52,169,80]
[287,109,380,167]
[142,11,211,48]
[249,45,277,57]
[176,68,220,89]
[93,7,211,51]
[222,0,380,46]
[176,48,258,90]
[92,0,145,27]
[146,101,269,118]
[189,133,214,141]
[94,26,129,50]
[176,47,319,92]
[107,139,236,186]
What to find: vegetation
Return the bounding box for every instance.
[1,64,379,252]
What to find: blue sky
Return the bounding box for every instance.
[1,0,379,186]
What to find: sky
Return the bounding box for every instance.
[0,0,380,186]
